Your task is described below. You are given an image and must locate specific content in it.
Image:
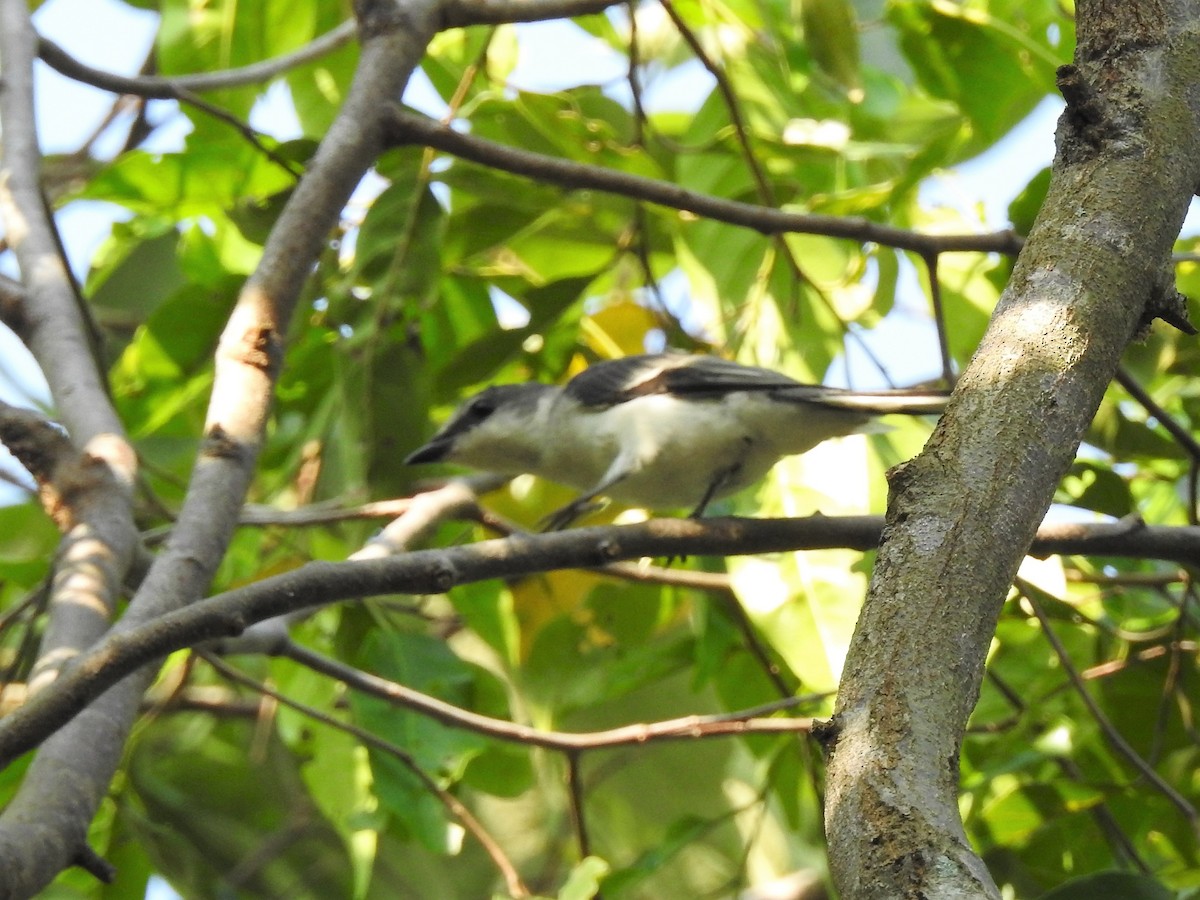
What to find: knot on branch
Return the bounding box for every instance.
[354,0,433,40]
[593,537,621,563]
[424,560,458,594]
[234,324,281,374]
[0,407,71,488]
[810,716,839,751]
[0,406,130,531]
[1055,62,1145,160]
[1057,64,1107,130]
[0,280,28,340]
[71,843,116,884]
[202,424,251,461]
[1140,262,1198,337]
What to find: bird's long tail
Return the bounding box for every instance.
[776,387,950,416]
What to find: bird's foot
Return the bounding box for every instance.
[539,498,605,531]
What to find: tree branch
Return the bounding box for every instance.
[0,2,142,889]
[0,8,129,453]
[821,3,1200,896]
[0,514,1195,768]
[40,22,357,95]
[36,38,305,178]
[439,0,623,27]
[273,638,814,750]
[384,109,1026,257]
[199,651,533,899]
[0,0,446,892]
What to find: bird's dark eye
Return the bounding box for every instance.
[469,398,496,417]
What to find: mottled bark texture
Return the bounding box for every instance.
[822,2,1200,897]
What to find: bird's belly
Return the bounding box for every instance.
[586,397,775,509]
[600,458,755,508]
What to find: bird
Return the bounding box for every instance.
[405,353,948,529]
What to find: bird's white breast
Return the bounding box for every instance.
[539,392,792,509]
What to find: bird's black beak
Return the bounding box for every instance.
[404,437,451,465]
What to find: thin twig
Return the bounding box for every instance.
[1020,580,1199,831]
[566,752,591,859]
[658,0,772,206]
[200,651,531,898]
[626,1,646,145]
[921,251,956,387]
[1152,578,1195,762]
[1080,641,1199,679]
[1114,367,1200,525]
[1054,757,1151,873]
[385,109,1025,257]
[279,639,814,750]
[38,24,356,95]
[37,39,305,179]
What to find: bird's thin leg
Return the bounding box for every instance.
[688,462,742,518]
[540,473,629,531]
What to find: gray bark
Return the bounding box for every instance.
[823,2,1200,897]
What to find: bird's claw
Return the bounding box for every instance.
[539,498,604,531]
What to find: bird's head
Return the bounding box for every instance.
[405,382,556,475]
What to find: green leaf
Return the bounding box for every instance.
[599,815,711,894]
[0,503,60,568]
[799,0,862,97]
[1056,461,1133,518]
[87,226,185,332]
[1009,166,1052,236]
[888,0,1069,154]
[559,856,611,900]
[460,743,534,798]
[286,17,360,137]
[450,580,520,664]
[350,631,491,848]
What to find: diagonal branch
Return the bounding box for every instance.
[0,0,447,892]
[1020,580,1198,830]
[41,21,357,95]
[200,651,533,899]
[384,109,1025,257]
[0,3,144,888]
[657,0,774,206]
[821,4,1200,896]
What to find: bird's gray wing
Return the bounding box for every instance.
[564,353,804,407]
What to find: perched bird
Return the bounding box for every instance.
[406,353,948,529]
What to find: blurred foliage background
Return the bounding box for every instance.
[4,0,1200,897]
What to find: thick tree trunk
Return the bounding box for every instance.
[822,2,1200,896]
